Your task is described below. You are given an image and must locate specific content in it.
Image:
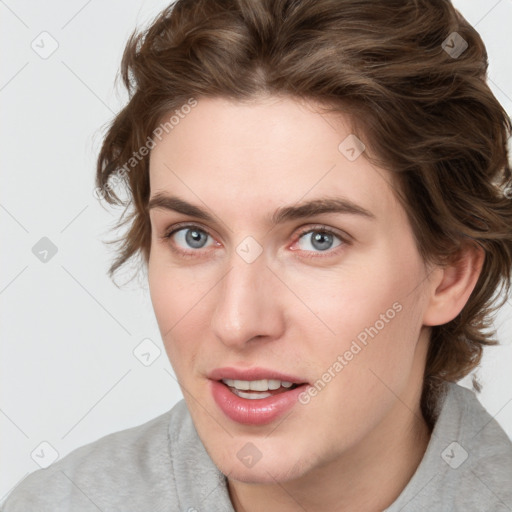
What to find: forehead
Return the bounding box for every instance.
[148,96,401,222]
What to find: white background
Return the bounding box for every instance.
[1,0,511,502]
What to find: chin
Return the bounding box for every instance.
[215,450,313,484]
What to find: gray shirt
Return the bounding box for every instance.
[2,383,511,511]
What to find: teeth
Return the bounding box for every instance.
[267,379,281,390]
[231,389,272,399]
[221,378,297,391]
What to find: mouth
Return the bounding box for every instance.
[219,378,300,399]
[208,368,310,425]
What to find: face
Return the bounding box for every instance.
[147,95,433,484]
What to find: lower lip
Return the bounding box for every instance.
[210,380,307,425]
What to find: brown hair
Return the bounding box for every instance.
[95,0,512,426]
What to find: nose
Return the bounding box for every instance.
[210,248,285,349]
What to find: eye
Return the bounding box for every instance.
[293,226,346,256]
[162,223,349,259]
[163,224,217,254]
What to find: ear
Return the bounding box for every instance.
[422,242,485,326]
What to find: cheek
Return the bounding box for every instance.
[148,248,208,329]
[147,258,202,366]
[148,262,176,333]
[298,251,426,372]
[296,276,426,438]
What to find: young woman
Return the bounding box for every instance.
[4,0,512,510]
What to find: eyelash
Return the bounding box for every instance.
[161,222,350,260]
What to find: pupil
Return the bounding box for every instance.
[186,229,207,248]
[312,232,332,251]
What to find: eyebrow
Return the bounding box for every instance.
[148,193,375,225]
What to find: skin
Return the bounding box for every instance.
[147,95,484,511]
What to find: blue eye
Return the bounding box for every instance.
[163,223,348,259]
[168,226,213,250]
[296,229,343,253]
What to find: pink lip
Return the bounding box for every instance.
[210,381,307,425]
[207,366,307,384]
[208,367,309,425]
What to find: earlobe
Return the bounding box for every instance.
[422,243,485,327]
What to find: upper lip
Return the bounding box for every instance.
[208,367,308,384]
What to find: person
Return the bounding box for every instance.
[3,0,512,510]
